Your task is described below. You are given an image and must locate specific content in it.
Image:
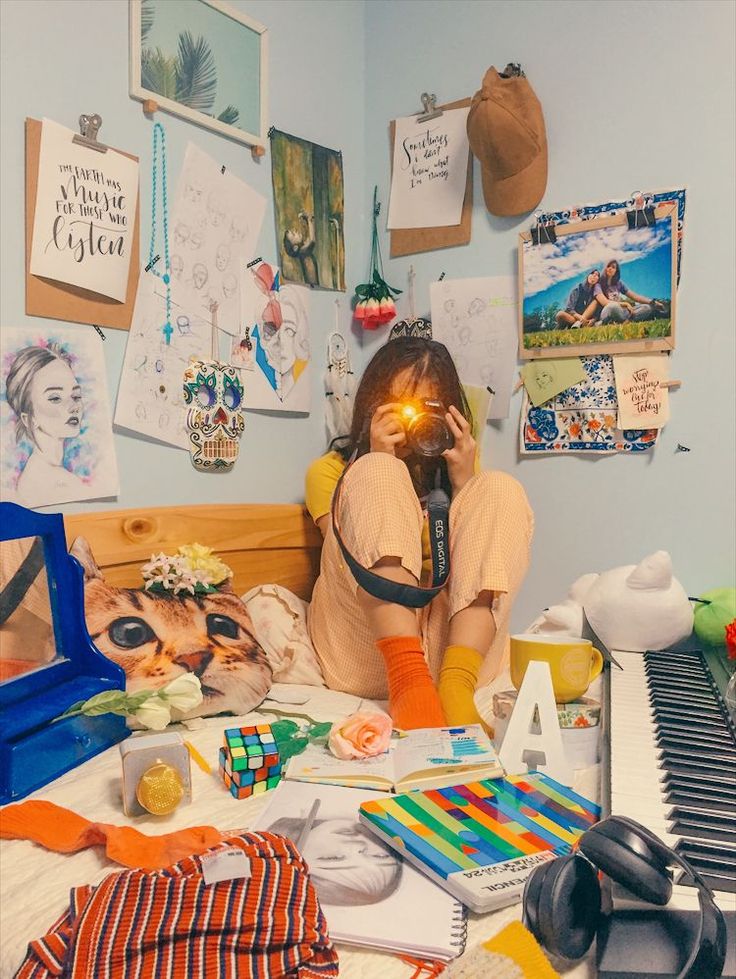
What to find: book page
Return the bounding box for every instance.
[393,725,501,786]
[284,740,396,790]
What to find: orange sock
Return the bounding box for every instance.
[376,635,446,730]
[0,800,224,870]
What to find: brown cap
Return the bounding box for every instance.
[467,67,547,217]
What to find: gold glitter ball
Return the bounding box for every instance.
[136,762,185,815]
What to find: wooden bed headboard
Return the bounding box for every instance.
[64,504,323,601]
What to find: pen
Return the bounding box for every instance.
[184,740,212,775]
[296,799,321,850]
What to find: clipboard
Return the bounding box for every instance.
[389,97,473,258]
[25,118,141,330]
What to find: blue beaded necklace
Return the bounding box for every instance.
[149,122,172,345]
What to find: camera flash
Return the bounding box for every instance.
[401,405,417,419]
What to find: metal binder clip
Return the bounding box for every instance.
[72,114,108,154]
[530,211,557,245]
[626,191,656,229]
[416,93,443,123]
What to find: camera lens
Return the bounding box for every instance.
[408,414,454,457]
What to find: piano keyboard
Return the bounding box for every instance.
[608,648,736,916]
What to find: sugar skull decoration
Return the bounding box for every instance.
[183,358,244,471]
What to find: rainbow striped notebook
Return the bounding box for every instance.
[359,772,600,913]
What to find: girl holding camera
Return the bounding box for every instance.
[305,336,533,730]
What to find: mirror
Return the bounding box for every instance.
[0,535,67,682]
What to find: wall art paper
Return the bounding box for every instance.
[170,142,266,336]
[430,276,517,420]
[115,273,219,449]
[520,355,658,454]
[519,208,676,360]
[239,261,310,413]
[520,357,587,407]
[129,0,268,151]
[270,129,345,292]
[387,105,471,229]
[1,326,119,507]
[613,353,670,430]
[29,119,139,302]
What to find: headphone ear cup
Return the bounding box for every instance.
[524,854,601,961]
[579,819,672,906]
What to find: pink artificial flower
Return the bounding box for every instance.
[328,711,392,760]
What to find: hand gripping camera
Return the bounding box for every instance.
[400,400,454,457]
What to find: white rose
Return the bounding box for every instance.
[134,696,172,731]
[160,674,204,714]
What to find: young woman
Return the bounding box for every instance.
[555,269,601,328]
[594,259,665,323]
[5,343,86,508]
[305,336,533,731]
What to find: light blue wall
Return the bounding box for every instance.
[0,0,366,510]
[363,0,736,628]
[1,0,733,631]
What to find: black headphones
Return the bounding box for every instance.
[522,815,726,978]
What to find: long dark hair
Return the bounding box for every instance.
[599,259,621,298]
[332,337,472,498]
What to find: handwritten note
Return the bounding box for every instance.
[613,353,670,429]
[387,106,470,229]
[520,357,587,407]
[30,119,138,302]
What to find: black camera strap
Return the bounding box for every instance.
[330,456,450,608]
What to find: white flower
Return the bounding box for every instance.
[160,674,203,714]
[134,696,172,731]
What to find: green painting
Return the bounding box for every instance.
[270,130,345,292]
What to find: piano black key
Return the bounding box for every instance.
[674,840,736,894]
[657,731,735,752]
[658,743,736,764]
[664,773,736,799]
[668,808,736,843]
[655,720,731,742]
[658,751,733,776]
[665,788,736,813]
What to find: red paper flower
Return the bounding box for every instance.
[725,619,736,660]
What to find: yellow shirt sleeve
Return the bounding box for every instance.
[304,451,347,524]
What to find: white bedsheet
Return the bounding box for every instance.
[0,684,598,978]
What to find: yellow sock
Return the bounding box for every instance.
[438,644,485,727]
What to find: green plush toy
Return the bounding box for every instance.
[693,588,736,646]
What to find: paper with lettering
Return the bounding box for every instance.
[30,118,138,302]
[520,357,587,407]
[169,142,266,336]
[613,353,670,429]
[387,107,470,229]
[430,276,518,419]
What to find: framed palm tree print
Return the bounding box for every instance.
[129,0,268,150]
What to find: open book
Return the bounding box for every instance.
[359,772,601,913]
[285,724,503,793]
[253,780,466,961]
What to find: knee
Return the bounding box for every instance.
[342,452,414,497]
[458,472,534,538]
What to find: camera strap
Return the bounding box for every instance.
[330,456,450,608]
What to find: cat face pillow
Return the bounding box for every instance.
[70,538,272,719]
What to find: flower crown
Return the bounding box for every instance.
[141,543,233,595]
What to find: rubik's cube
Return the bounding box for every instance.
[219,724,282,800]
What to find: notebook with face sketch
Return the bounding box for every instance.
[253,780,466,961]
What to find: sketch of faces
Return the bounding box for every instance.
[207,190,227,227]
[174,222,190,247]
[536,368,555,390]
[229,214,249,242]
[458,325,471,346]
[171,254,184,280]
[468,297,487,317]
[215,243,231,272]
[6,347,83,448]
[183,179,204,205]
[188,231,203,251]
[176,315,192,336]
[191,263,208,291]
[221,272,238,299]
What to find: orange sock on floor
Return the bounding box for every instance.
[0,800,224,870]
[376,635,446,730]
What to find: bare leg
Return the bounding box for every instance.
[555,311,577,328]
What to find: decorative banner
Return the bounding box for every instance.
[270,129,345,292]
[170,143,266,336]
[30,118,139,302]
[239,261,310,413]
[430,276,517,420]
[115,274,217,449]
[520,355,658,454]
[520,357,587,407]
[387,106,470,230]
[613,353,670,429]
[1,325,119,507]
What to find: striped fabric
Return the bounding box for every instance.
[308,453,534,698]
[15,833,339,979]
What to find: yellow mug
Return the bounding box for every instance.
[510,634,604,703]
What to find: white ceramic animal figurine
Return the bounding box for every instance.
[583,550,693,652]
[526,573,597,638]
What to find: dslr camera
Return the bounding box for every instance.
[400,400,454,457]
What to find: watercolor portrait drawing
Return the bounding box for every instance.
[519,207,676,360]
[0,327,119,508]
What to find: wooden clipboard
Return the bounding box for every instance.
[25,118,141,330]
[389,97,473,258]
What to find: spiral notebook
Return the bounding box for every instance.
[359,772,600,913]
[254,780,466,961]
